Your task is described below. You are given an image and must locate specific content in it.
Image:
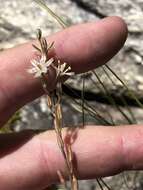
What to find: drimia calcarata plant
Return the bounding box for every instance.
[28,29,78,190]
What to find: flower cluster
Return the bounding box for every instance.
[28,56,54,78]
[55,60,75,78]
[28,29,74,81]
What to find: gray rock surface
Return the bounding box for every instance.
[0,0,96,49]
[69,0,143,91]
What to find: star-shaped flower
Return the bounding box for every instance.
[55,61,75,78]
[28,55,54,78]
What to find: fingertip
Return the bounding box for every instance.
[105,16,128,45]
[52,16,128,73]
[90,16,128,70]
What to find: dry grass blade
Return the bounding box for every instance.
[102,66,137,124]
[99,178,112,190]
[67,93,113,125]
[89,77,115,125]
[105,64,143,109]
[33,0,67,28]
[62,83,113,125]
[92,70,133,124]
[96,179,104,190]
[81,75,85,127]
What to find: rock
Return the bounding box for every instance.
[0,0,96,49]
[75,0,143,33]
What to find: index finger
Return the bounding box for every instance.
[0,16,127,126]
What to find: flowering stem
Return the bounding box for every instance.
[28,29,78,190]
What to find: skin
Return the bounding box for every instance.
[0,16,143,190]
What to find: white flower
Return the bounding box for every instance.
[56,61,75,78]
[28,56,54,78]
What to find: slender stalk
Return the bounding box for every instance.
[102,66,137,124]
[96,179,104,190]
[99,178,112,190]
[81,75,85,127]
[62,84,113,125]
[105,64,143,109]
[45,89,78,190]
[92,71,133,124]
[68,94,112,125]
[34,0,67,28]
[90,77,115,125]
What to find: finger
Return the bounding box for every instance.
[0,16,127,126]
[0,125,143,190]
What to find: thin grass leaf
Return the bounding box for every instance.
[72,97,112,125]
[71,97,105,124]
[63,84,112,125]
[99,178,112,190]
[90,77,115,125]
[81,75,85,127]
[96,179,104,190]
[102,66,137,124]
[34,0,67,28]
[63,85,112,125]
[105,64,143,109]
[93,71,133,124]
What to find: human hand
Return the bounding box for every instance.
[0,16,142,190]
